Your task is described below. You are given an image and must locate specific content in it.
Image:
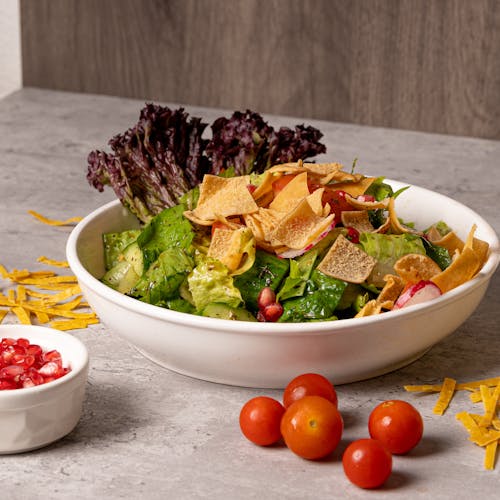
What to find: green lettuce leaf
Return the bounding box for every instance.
[422,238,452,270]
[130,248,194,305]
[365,177,394,201]
[188,253,242,311]
[279,270,347,322]
[277,249,318,301]
[233,250,289,312]
[137,204,194,270]
[359,233,426,287]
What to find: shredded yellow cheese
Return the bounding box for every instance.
[49,318,100,331]
[0,261,99,331]
[433,377,457,415]
[37,256,70,268]
[28,210,82,226]
[11,306,31,325]
[406,376,500,471]
[403,383,443,393]
[478,383,500,428]
[0,309,9,323]
[456,377,500,391]
[484,440,498,470]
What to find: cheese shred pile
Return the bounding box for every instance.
[0,259,99,331]
[405,376,500,470]
[0,210,98,331]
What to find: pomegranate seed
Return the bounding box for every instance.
[0,379,17,390]
[26,367,45,385]
[257,287,276,310]
[22,377,36,388]
[16,338,30,348]
[38,361,61,377]
[26,344,42,358]
[0,337,70,390]
[1,351,13,366]
[13,353,35,368]
[8,345,25,356]
[262,302,284,322]
[0,365,25,381]
[346,227,360,244]
[12,353,27,366]
[43,349,62,363]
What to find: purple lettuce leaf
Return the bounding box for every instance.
[87,105,326,224]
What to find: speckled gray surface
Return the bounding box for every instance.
[0,88,499,499]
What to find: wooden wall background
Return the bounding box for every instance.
[20,0,500,140]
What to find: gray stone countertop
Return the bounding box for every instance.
[0,88,499,499]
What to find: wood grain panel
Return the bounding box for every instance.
[20,0,500,139]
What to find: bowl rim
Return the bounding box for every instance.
[0,325,89,400]
[66,180,500,336]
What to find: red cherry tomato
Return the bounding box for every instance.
[280,395,343,460]
[368,400,424,454]
[283,373,338,409]
[342,438,392,489]
[239,396,285,446]
[321,189,354,221]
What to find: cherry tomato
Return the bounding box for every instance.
[368,400,423,454]
[342,438,392,489]
[271,174,297,195]
[280,395,343,460]
[321,189,354,220]
[239,396,285,446]
[283,373,338,409]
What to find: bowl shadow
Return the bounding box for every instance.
[40,379,148,452]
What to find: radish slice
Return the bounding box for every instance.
[393,280,442,310]
[277,223,336,259]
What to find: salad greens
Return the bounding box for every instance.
[99,183,454,322]
[89,105,486,323]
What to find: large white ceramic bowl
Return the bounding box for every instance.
[0,325,89,454]
[66,180,499,388]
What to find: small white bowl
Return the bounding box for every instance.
[66,180,499,388]
[0,325,89,454]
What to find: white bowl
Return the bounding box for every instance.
[0,325,89,454]
[66,180,499,388]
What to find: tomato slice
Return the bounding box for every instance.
[210,220,230,237]
[321,189,354,220]
[271,174,297,195]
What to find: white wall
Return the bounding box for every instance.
[0,0,22,99]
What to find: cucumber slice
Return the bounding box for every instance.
[103,230,141,270]
[122,241,144,277]
[101,261,140,294]
[201,303,257,322]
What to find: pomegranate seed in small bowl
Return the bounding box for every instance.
[0,325,89,454]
